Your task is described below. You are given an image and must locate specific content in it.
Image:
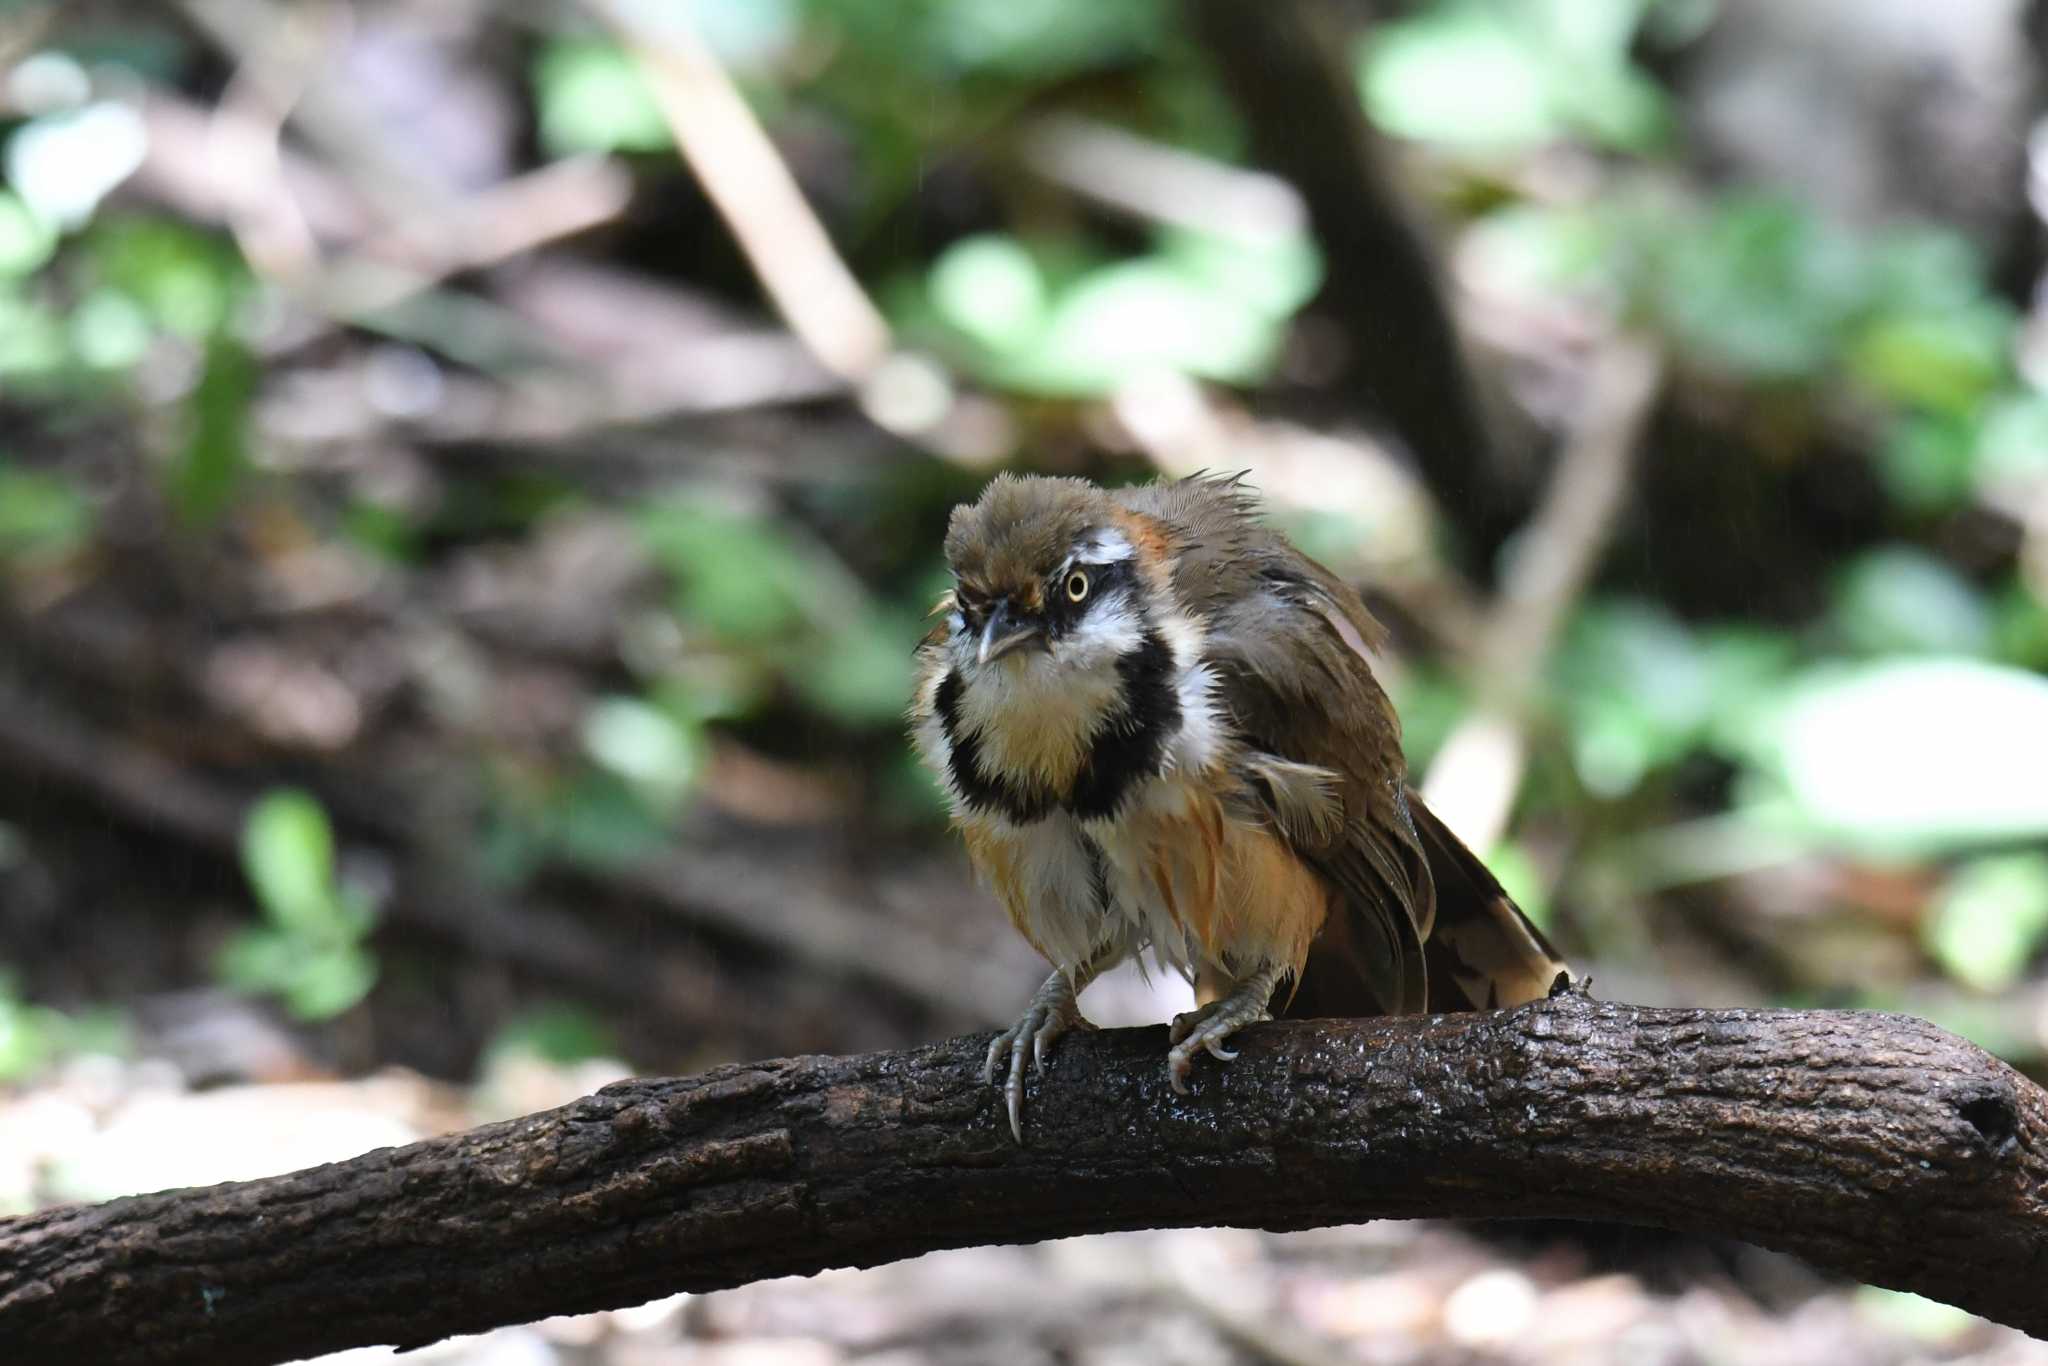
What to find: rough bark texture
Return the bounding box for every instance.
[3,996,2045,1365]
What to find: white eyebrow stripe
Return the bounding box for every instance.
[1074,528,1133,563]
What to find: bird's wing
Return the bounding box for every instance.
[1121,474,1564,1017]
[1197,551,1437,1017]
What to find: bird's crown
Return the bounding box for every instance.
[943,473,1119,605]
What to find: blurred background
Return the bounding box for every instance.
[5,0,2048,1362]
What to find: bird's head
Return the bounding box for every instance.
[939,474,1168,683]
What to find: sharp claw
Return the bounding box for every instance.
[990,968,1100,1142]
[1162,975,1280,1090]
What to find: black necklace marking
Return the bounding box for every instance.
[935,668,1055,823]
[1066,626,1181,821]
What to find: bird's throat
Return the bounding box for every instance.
[940,626,1183,825]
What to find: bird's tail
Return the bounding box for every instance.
[1266,787,1567,1020]
[1405,789,1567,1012]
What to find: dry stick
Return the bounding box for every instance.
[3,996,2045,1365]
[1018,113,1308,246]
[592,0,891,382]
[1420,336,1665,851]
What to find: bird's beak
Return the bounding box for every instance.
[976,598,1044,665]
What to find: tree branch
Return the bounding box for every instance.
[3,996,2045,1364]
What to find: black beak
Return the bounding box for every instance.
[976,598,1043,665]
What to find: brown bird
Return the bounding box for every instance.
[910,472,1567,1140]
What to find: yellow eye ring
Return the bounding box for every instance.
[1065,570,1090,602]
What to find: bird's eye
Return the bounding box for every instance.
[1065,570,1090,602]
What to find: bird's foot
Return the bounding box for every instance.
[1166,971,1281,1094]
[984,969,1096,1143]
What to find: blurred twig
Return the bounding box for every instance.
[1421,336,1663,851]
[1019,114,1307,246]
[1187,0,1520,571]
[591,0,891,382]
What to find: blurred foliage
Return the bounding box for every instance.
[900,228,1321,394]
[1361,0,1673,152]
[0,972,127,1084]
[224,791,379,1021]
[484,1004,621,1069]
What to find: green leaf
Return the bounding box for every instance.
[240,789,339,936]
[1993,582,2048,670]
[0,465,93,559]
[931,0,1167,76]
[582,695,706,805]
[172,332,256,524]
[4,101,147,229]
[797,610,921,724]
[1363,6,1558,147]
[1738,658,2048,854]
[487,1004,619,1067]
[68,288,152,370]
[1923,853,2048,993]
[1552,602,1715,797]
[695,0,800,68]
[1361,0,1667,152]
[1657,197,1864,381]
[1846,306,2009,417]
[546,772,673,871]
[1830,546,1992,658]
[215,924,299,995]
[282,946,378,1021]
[1484,840,1551,932]
[533,39,672,157]
[0,292,67,377]
[1877,416,1976,515]
[1975,394,2048,495]
[1000,258,1281,393]
[0,191,57,276]
[87,217,244,338]
[929,235,1048,354]
[0,992,58,1081]
[1160,228,1321,317]
[638,495,812,641]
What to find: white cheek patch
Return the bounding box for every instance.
[1055,592,1144,667]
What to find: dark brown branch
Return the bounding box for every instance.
[4,996,2046,1364]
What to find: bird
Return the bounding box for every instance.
[909,471,1568,1141]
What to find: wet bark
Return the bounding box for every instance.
[2,995,2045,1365]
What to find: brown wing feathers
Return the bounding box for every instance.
[1127,474,1565,1021]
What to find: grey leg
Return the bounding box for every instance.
[983,954,1109,1143]
[1165,961,1286,1094]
